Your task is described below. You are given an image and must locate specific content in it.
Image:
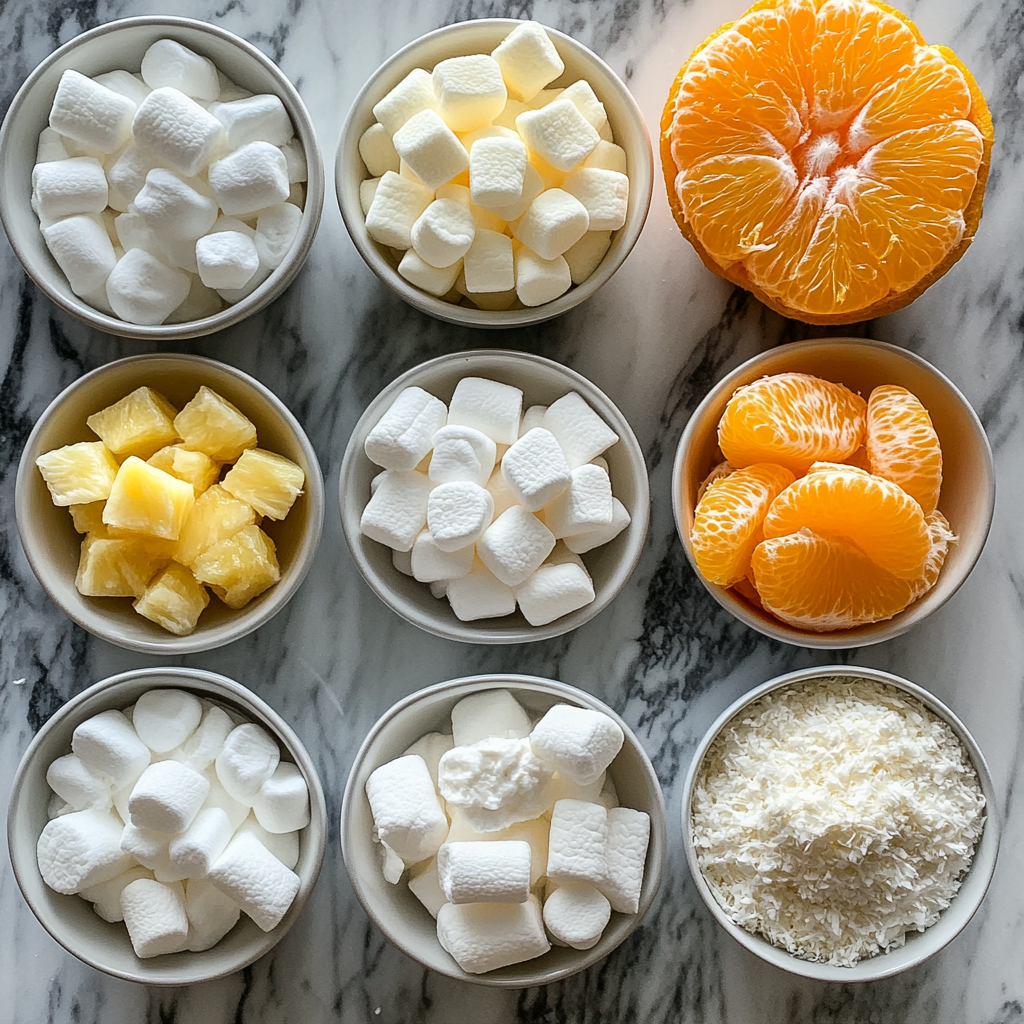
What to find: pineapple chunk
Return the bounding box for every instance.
[86,387,180,460]
[103,457,196,540]
[148,445,221,496]
[222,448,305,520]
[69,501,106,534]
[133,562,210,635]
[36,442,119,506]
[76,533,175,598]
[175,484,257,567]
[174,387,257,462]
[192,524,280,609]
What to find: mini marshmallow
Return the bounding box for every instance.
[560,80,609,135]
[174,704,234,771]
[393,545,414,576]
[359,469,433,551]
[492,98,530,130]
[235,812,300,869]
[36,127,69,163]
[514,562,595,626]
[448,377,523,445]
[485,466,519,518]
[79,865,153,923]
[458,124,520,148]
[32,157,108,221]
[445,563,516,621]
[365,170,435,249]
[411,529,475,583]
[167,806,234,878]
[365,385,448,470]
[516,98,600,172]
[359,176,380,215]
[72,709,151,789]
[546,799,608,885]
[105,248,191,326]
[563,230,612,285]
[166,275,223,322]
[113,205,164,255]
[129,760,211,833]
[426,480,494,552]
[398,249,461,296]
[437,840,531,904]
[359,122,401,177]
[491,21,565,102]
[216,723,281,803]
[120,821,171,870]
[429,424,497,486]
[255,202,302,268]
[381,842,405,883]
[531,705,624,786]
[598,774,619,810]
[599,806,650,914]
[208,141,290,216]
[491,162,545,222]
[132,688,203,753]
[519,405,547,436]
[134,168,218,240]
[106,143,165,212]
[412,199,476,268]
[120,878,190,957]
[184,876,241,951]
[477,505,555,587]
[408,858,447,918]
[46,753,111,811]
[252,761,310,834]
[514,245,571,307]
[543,463,614,538]
[372,68,438,135]
[437,895,549,974]
[208,831,300,931]
[543,768,605,807]
[563,496,630,554]
[49,70,135,154]
[401,732,454,788]
[365,754,449,864]
[446,811,549,884]
[36,808,133,894]
[213,93,292,148]
[282,137,307,182]
[196,230,260,289]
[450,688,531,747]
[562,167,628,231]
[583,140,627,174]
[543,882,610,949]
[42,215,117,297]
[469,136,528,209]
[215,262,272,303]
[93,70,151,107]
[501,428,572,511]
[432,55,507,133]
[542,392,619,468]
[141,39,219,100]
[461,227,516,294]
[132,88,225,178]
[515,188,590,261]
[392,109,469,190]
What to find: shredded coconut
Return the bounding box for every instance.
[690,676,986,966]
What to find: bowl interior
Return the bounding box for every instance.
[341,675,666,987]
[8,668,327,986]
[340,350,649,643]
[674,338,994,648]
[336,18,653,328]
[17,354,324,654]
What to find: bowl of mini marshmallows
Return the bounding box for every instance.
[682,665,1000,982]
[336,19,653,327]
[0,16,324,339]
[340,673,666,986]
[7,666,327,985]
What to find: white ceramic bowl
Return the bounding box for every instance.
[0,16,324,340]
[7,667,328,985]
[681,665,1000,982]
[338,349,650,643]
[335,18,653,328]
[672,338,995,648]
[340,673,666,986]
[15,353,324,654]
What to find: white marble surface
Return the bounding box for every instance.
[1,0,1022,1021]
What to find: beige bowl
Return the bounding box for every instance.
[335,18,653,327]
[340,673,666,986]
[682,665,1000,982]
[338,349,650,643]
[672,338,995,648]
[0,16,324,340]
[15,353,324,654]
[7,667,328,985]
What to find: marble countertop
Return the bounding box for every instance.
[2,0,1022,1021]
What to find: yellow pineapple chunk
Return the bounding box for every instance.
[69,501,106,534]
[222,448,305,520]
[103,457,196,540]
[174,387,257,462]
[133,562,210,635]
[175,484,257,567]
[86,387,180,460]
[192,524,280,609]
[147,445,221,496]
[36,442,119,506]
[75,533,175,597]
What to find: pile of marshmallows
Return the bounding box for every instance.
[359,376,632,626]
[32,39,307,325]
[358,21,630,309]
[36,689,310,958]
[365,689,650,973]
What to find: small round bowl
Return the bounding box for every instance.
[15,353,325,654]
[7,666,328,986]
[672,338,995,648]
[0,16,325,340]
[681,665,1000,982]
[339,349,650,643]
[340,673,666,987]
[335,18,653,328]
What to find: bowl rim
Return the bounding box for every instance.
[671,336,996,648]
[15,351,325,654]
[334,17,654,329]
[680,664,1001,982]
[0,14,325,341]
[7,666,329,986]
[339,672,667,987]
[338,347,651,643]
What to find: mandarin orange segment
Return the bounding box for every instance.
[908,510,956,601]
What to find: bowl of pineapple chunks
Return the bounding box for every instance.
[16,354,324,653]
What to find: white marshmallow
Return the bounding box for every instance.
[458,124,520,149]
[542,392,619,468]
[477,505,555,587]
[208,140,290,217]
[599,806,650,914]
[36,127,69,163]
[448,377,522,445]
[360,469,433,551]
[79,864,153,923]
[560,80,609,135]
[562,167,628,231]
[446,811,549,884]
[32,157,108,221]
[432,55,507,133]
[544,543,587,569]
[132,87,225,178]
[212,93,292,148]
[208,831,300,931]
[469,136,528,209]
[184,876,241,951]
[392,545,414,576]
[365,754,449,864]
[359,122,401,177]
[500,428,572,511]
[132,688,203,753]
[563,229,612,284]
[461,228,514,294]
[120,878,190,957]
[429,424,496,486]
[411,529,475,583]
[437,839,532,904]
[515,562,595,626]
[491,162,544,222]
[426,480,494,552]
[216,723,281,803]
[445,563,516,621]
[491,21,565,102]
[583,140,627,174]
[485,465,519,518]
[49,70,135,154]
[563,496,630,554]
[543,768,605,808]
[134,167,218,240]
[598,774,619,810]
[516,98,600,171]
[216,70,252,103]
[492,98,530,130]
[120,821,171,870]
[105,248,191,326]
[412,199,475,268]
[451,689,531,747]
[141,40,219,100]
[37,808,133,894]
[235,812,300,869]
[128,760,210,833]
[530,705,623,786]
[515,188,590,260]
[381,841,405,883]
[372,68,438,135]
[543,882,610,949]
[215,262,272,302]
[392,109,469,190]
[165,277,221,324]
[252,761,310,834]
[401,732,454,789]
[365,170,434,249]
[281,137,307,182]
[519,405,547,436]
[167,806,234,878]
[46,752,110,811]
[365,385,449,470]
[359,176,380,215]
[408,857,448,918]
[72,709,150,789]
[113,205,163,254]
[514,244,571,307]
[42,214,117,297]
[92,70,151,107]
[255,202,302,268]
[201,767,252,835]
[436,181,471,206]
[437,895,549,973]
[547,799,608,885]
[196,230,260,289]
[173,704,235,771]
[397,249,461,295]
[543,463,614,539]
[106,143,164,211]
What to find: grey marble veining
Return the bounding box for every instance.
[1,0,1023,1020]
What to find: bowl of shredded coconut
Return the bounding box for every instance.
[683,666,999,981]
